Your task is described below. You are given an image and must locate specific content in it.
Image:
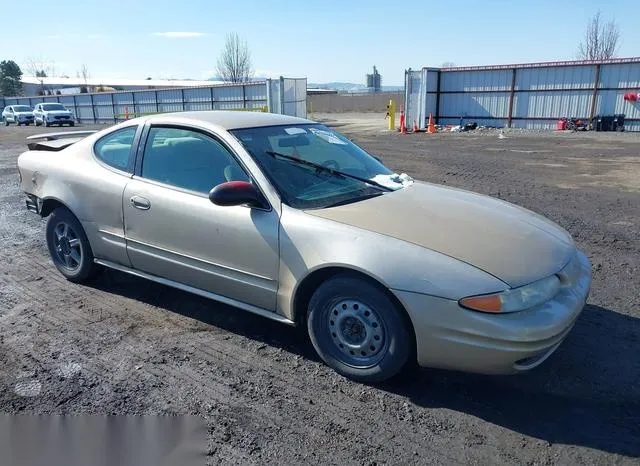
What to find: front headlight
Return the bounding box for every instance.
[459,275,561,313]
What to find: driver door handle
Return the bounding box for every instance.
[130,195,151,210]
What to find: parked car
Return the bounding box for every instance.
[2,105,35,126]
[16,111,592,383]
[33,103,75,127]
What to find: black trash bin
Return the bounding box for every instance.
[612,114,625,132]
[594,115,605,132]
[599,115,614,132]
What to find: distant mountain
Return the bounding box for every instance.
[309,82,366,91]
[309,82,403,92]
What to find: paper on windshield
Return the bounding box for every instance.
[284,127,307,135]
[309,128,348,145]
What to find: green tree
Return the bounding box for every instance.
[0,60,23,96]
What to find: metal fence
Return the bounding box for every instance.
[0,77,307,124]
[404,58,640,131]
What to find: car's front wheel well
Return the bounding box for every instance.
[293,267,417,349]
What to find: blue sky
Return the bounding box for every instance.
[3,0,638,85]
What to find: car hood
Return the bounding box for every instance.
[44,110,71,115]
[305,180,575,288]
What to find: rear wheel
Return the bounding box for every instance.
[46,207,101,282]
[307,274,413,383]
[3,117,8,126]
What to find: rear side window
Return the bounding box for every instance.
[94,126,137,172]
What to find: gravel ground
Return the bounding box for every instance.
[0,121,638,465]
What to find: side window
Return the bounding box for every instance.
[94,126,137,172]
[141,126,250,194]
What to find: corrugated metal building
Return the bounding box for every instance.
[405,57,640,131]
[1,78,308,123]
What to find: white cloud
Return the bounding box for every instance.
[152,32,209,38]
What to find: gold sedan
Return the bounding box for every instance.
[17,111,592,383]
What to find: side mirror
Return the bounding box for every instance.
[209,181,265,208]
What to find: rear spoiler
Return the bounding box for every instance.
[26,130,98,151]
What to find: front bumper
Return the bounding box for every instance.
[393,249,592,374]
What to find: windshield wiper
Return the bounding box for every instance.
[264,151,393,192]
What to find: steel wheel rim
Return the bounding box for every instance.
[52,221,83,271]
[327,299,387,367]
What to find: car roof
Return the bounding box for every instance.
[143,110,316,130]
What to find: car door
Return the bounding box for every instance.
[123,124,280,311]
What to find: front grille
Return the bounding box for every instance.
[54,116,70,120]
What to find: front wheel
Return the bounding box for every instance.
[307,274,413,383]
[46,207,101,282]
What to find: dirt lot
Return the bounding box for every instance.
[0,121,638,465]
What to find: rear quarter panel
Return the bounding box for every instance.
[17,137,133,264]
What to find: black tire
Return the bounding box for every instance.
[2,117,7,126]
[44,118,50,127]
[69,121,75,127]
[46,206,101,283]
[307,274,413,383]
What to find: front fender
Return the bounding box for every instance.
[277,206,507,320]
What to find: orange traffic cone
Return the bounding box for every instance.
[399,108,406,134]
[427,113,436,133]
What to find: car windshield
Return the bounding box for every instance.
[230,124,413,209]
[13,105,31,112]
[42,104,66,111]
